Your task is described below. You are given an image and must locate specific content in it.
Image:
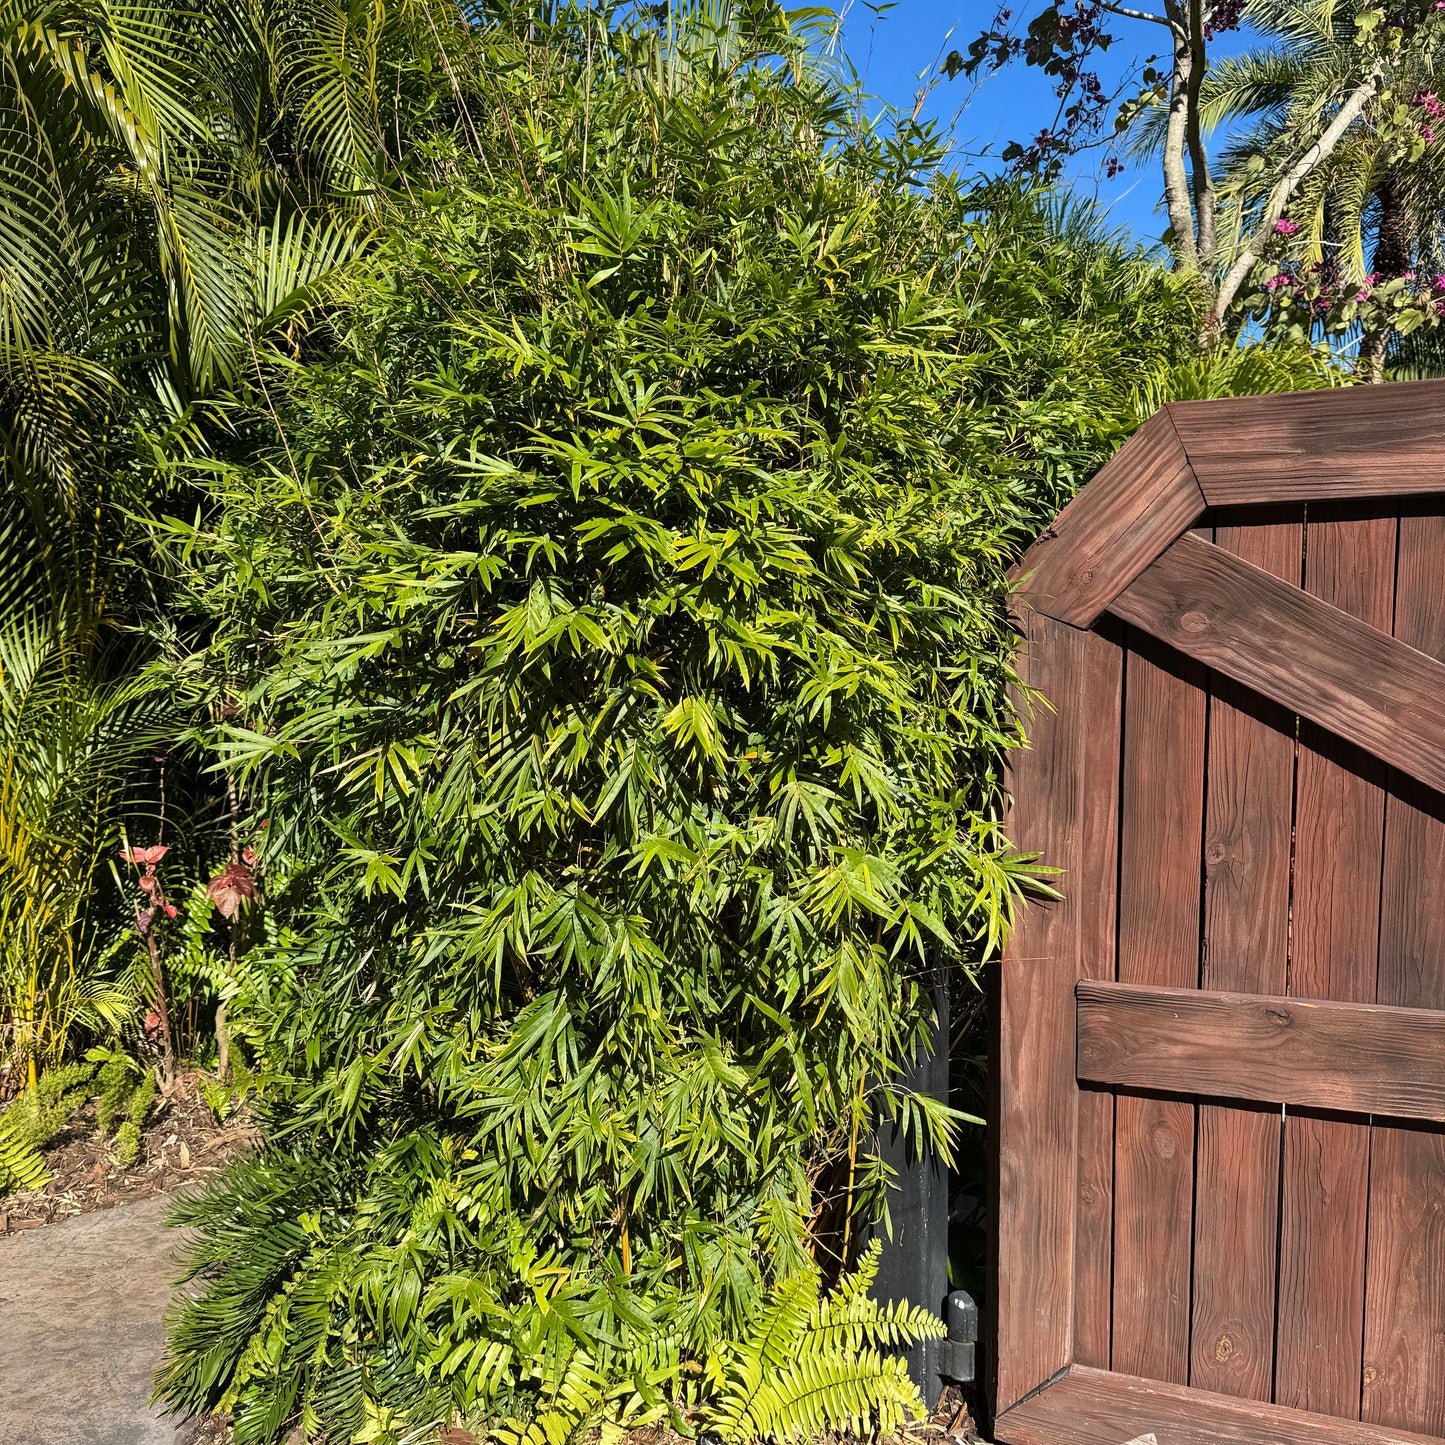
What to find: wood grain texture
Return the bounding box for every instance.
[1073,622,1123,1371]
[1191,1104,1281,1399]
[1274,508,1392,1421]
[995,1366,1445,1445]
[1009,409,1204,628]
[1191,512,1298,1402]
[1362,1124,1445,1435]
[1166,379,1445,504]
[994,609,1087,1413]
[1107,531,1445,796]
[1110,630,1204,1386]
[1277,1113,1372,1416]
[1077,983,1445,1122]
[1365,505,1445,1436]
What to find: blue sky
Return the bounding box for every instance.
[835,1,1258,249]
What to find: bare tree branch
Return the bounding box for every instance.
[1212,61,1386,322]
[1097,0,1178,29]
[1161,1,1199,268]
[1186,0,1215,265]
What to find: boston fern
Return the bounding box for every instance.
[146,4,1222,1441]
[491,1241,943,1445]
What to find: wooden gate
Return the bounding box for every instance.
[996,380,1445,1445]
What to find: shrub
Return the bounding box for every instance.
[94,1045,139,1139]
[152,4,1301,1439]
[88,1045,159,1166]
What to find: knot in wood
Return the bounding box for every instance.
[1179,608,1211,634]
[1214,1334,1234,1363]
[1265,1007,1291,1028]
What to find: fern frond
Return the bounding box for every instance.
[713,1346,924,1444]
[0,1105,50,1191]
[705,1244,941,1444]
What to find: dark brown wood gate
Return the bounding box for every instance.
[995,380,1445,1445]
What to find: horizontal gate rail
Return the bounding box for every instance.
[1108,532,1445,797]
[998,1366,1444,1445]
[1076,982,1445,1122]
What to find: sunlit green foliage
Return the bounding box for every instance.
[0,1058,92,1188]
[487,1239,943,1445]
[69,3,1347,1441]
[0,517,175,1088]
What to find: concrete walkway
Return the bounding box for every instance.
[0,1196,190,1445]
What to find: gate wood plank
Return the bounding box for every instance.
[1365,506,1445,1437]
[1165,380,1445,504]
[1191,513,1298,1403]
[995,1366,1445,1445]
[1363,1125,1445,1435]
[1074,622,1123,1370]
[1275,508,1392,1421]
[1076,983,1445,1122]
[1106,532,1445,797]
[995,609,1088,1413]
[1008,410,1203,628]
[1111,631,1205,1386]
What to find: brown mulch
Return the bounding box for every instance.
[924,1383,989,1441]
[0,1070,257,1237]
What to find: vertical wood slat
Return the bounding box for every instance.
[1363,507,1445,1437]
[1274,506,1394,1420]
[995,609,1089,1412]
[1190,512,1301,1402]
[1111,629,1206,1386]
[1073,622,1123,1370]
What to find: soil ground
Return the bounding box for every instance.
[0,1073,252,1443]
[0,1073,256,1234]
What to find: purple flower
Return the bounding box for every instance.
[1274,218,1301,235]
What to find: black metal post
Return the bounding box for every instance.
[867,966,950,1408]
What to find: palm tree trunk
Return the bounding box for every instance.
[1359,178,1413,383]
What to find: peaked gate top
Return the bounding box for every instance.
[1012,379,1445,796]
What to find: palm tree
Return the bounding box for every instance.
[0,510,178,1089]
[0,0,464,1081]
[0,0,471,541]
[1165,0,1445,377]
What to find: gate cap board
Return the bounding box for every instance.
[994,380,1445,1445]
